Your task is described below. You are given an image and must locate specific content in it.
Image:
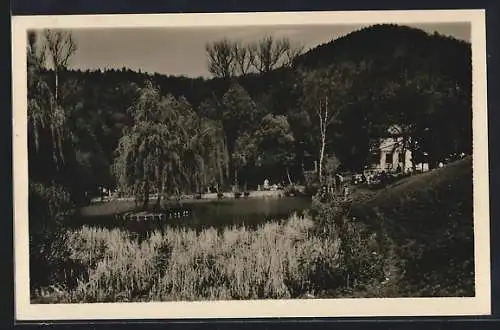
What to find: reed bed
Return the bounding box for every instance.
[35,214,348,303]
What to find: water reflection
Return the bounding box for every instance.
[181,197,311,229]
[71,197,312,233]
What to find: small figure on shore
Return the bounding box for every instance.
[319,184,329,202]
[343,183,349,201]
[365,174,370,185]
[335,173,344,194]
[329,183,334,195]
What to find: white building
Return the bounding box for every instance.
[365,125,429,175]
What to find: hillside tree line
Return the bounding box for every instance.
[28,24,472,213]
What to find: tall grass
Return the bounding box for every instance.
[35,214,362,303]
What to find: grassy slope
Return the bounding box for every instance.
[350,156,474,296]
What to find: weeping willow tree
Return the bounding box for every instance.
[113,81,221,210]
[27,31,62,165]
[27,30,78,293]
[188,115,229,194]
[27,30,77,168]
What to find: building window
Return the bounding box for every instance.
[386,152,393,165]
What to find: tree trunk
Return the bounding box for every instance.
[319,133,326,183]
[300,161,305,184]
[286,167,293,185]
[155,193,161,209]
[401,147,407,174]
[155,177,165,210]
[226,135,235,186]
[234,165,238,191]
[318,96,328,184]
[216,144,224,189]
[54,68,59,104]
[142,180,150,210]
[222,142,230,189]
[200,162,206,192]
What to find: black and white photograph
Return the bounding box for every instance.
[12,10,490,320]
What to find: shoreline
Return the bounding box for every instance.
[81,188,310,217]
[91,187,307,205]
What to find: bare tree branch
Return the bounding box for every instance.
[232,42,254,76]
[43,29,77,103]
[205,39,236,79]
[43,29,77,70]
[248,36,303,73]
[284,44,305,67]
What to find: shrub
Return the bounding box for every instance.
[29,182,84,295]
[309,194,391,296]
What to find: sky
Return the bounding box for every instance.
[52,22,470,78]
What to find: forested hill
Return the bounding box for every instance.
[294,24,471,86]
[60,24,472,105]
[30,24,472,202]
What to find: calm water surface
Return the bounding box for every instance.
[183,197,311,229]
[74,197,312,232]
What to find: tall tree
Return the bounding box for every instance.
[113,81,174,209]
[255,114,295,184]
[317,95,330,181]
[220,83,257,185]
[232,41,255,76]
[27,31,54,154]
[113,81,220,208]
[193,118,228,192]
[43,29,77,103]
[198,97,231,188]
[205,39,236,79]
[249,36,303,73]
[27,31,79,291]
[28,30,76,170]
[299,63,356,182]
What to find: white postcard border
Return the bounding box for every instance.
[12,9,491,320]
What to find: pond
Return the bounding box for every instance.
[72,196,312,232]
